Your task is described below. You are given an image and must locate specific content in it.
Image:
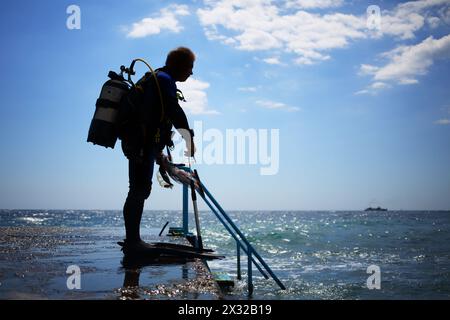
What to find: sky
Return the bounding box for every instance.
[0,0,449,211]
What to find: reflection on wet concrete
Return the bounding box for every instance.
[119,255,220,300]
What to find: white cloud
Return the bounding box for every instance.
[236,29,282,50]
[379,10,425,40]
[375,34,450,83]
[370,82,389,89]
[359,64,380,76]
[256,99,300,111]
[253,56,285,65]
[354,89,370,95]
[399,78,419,85]
[427,16,441,28]
[439,5,450,24]
[380,0,450,39]
[197,0,450,66]
[285,0,344,9]
[354,81,390,95]
[238,86,259,92]
[177,78,220,115]
[197,0,367,65]
[262,57,283,65]
[434,118,450,125]
[358,34,450,92]
[127,4,190,38]
[434,106,450,125]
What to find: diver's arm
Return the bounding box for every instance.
[157,74,194,155]
[168,100,190,131]
[166,98,195,156]
[156,74,191,131]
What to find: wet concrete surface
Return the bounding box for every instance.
[0,227,222,299]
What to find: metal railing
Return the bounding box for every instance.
[180,168,286,295]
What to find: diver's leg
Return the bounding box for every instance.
[123,155,155,243]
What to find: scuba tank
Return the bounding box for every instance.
[87,59,164,149]
[87,70,130,148]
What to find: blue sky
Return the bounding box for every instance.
[0,0,449,210]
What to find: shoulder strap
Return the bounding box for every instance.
[127,59,165,123]
[151,69,165,122]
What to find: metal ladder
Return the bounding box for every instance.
[179,167,286,295]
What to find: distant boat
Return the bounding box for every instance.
[365,206,388,212]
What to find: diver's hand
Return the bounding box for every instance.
[184,139,196,157]
[179,128,196,157]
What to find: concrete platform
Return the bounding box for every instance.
[0,226,223,300]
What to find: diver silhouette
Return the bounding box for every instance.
[120,47,196,252]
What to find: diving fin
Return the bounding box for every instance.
[117,241,223,260]
[151,242,214,253]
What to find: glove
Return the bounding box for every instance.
[184,139,196,157]
[179,128,196,157]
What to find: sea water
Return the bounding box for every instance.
[0,210,449,299]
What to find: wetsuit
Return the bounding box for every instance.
[121,67,190,243]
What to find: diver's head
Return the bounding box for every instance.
[165,47,195,82]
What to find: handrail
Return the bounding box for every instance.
[179,167,286,294]
[200,194,269,279]
[199,183,286,291]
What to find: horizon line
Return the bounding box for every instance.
[1,208,449,212]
